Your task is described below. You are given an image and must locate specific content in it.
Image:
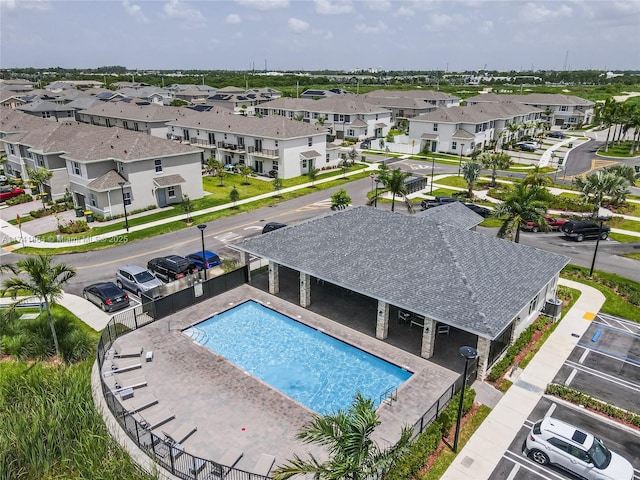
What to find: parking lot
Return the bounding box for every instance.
[491,397,640,479]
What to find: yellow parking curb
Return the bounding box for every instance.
[583,312,596,321]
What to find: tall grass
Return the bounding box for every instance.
[0,360,154,480]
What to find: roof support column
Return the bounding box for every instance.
[375,300,389,340]
[420,317,436,359]
[510,316,523,344]
[299,272,311,308]
[268,261,279,295]
[242,252,252,282]
[475,336,491,380]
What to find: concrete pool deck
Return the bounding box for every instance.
[103,284,459,472]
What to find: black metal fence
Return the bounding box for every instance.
[96,266,269,480]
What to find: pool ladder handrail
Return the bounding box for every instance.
[187,326,209,345]
[380,386,398,406]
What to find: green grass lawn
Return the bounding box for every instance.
[609,218,640,233]
[433,176,467,188]
[597,142,639,158]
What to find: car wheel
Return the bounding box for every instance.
[136,290,142,298]
[101,302,107,312]
[600,232,608,240]
[529,449,549,465]
[83,292,88,300]
[116,280,123,289]
[532,226,539,233]
[576,233,585,242]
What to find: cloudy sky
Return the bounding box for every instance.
[1,0,638,72]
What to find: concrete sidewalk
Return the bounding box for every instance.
[441,278,605,480]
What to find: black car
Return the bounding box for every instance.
[262,222,287,234]
[420,196,461,210]
[561,220,610,242]
[83,282,130,312]
[147,255,198,282]
[548,131,566,139]
[464,203,492,218]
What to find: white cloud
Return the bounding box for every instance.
[521,2,573,22]
[288,17,310,33]
[394,5,414,17]
[122,0,149,23]
[314,0,352,15]
[425,12,466,32]
[365,0,391,12]
[162,0,206,25]
[355,20,388,34]
[235,0,289,10]
[0,0,50,11]
[226,13,241,24]
[478,19,493,34]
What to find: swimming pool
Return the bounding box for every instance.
[183,300,412,414]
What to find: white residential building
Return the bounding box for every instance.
[363,90,461,126]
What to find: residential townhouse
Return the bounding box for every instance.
[363,90,461,126]
[17,99,76,122]
[76,101,185,138]
[166,108,339,179]
[255,95,392,140]
[45,80,104,92]
[115,86,175,105]
[465,93,595,127]
[0,94,27,110]
[408,102,542,155]
[206,86,282,114]
[300,88,352,99]
[1,111,203,216]
[0,108,51,158]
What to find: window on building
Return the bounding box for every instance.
[239,155,245,164]
[452,141,457,150]
[304,112,309,118]
[275,140,278,147]
[8,144,15,155]
[90,194,97,207]
[529,295,539,314]
[154,159,162,173]
[73,162,81,176]
[134,123,139,131]
[124,121,129,129]
[183,129,190,141]
[326,154,330,163]
[168,186,176,199]
[302,159,307,168]
[42,112,51,119]
[433,123,438,132]
[272,161,279,171]
[208,132,215,145]
[123,192,132,206]
[333,114,339,121]
[344,115,350,122]
[106,119,111,127]
[238,136,244,147]
[313,113,318,119]
[560,105,568,112]
[37,154,45,167]
[308,137,313,147]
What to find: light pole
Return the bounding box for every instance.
[197,224,207,280]
[589,216,608,277]
[374,178,380,208]
[117,181,129,232]
[369,173,375,204]
[430,155,435,195]
[453,345,478,453]
[457,143,464,176]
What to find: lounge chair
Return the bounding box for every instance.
[191,448,243,479]
[252,454,275,477]
[133,406,175,430]
[120,390,158,414]
[109,340,143,358]
[114,372,147,391]
[162,424,197,445]
[109,358,142,373]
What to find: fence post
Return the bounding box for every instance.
[134,309,139,329]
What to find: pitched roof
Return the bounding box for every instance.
[465,92,594,107]
[365,89,460,101]
[235,206,569,339]
[153,174,186,187]
[0,109,51,134]
[77,101,182,122]
[412,102,540,124]
[259,95,391,115]
[18,99,74,113]
[87,169,127,191]
[414,201,481,230]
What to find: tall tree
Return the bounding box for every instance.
[1,254,76,357]
[308,167,319,187]
[461,161,482,199]
[574,170,630,215]
[522,166,553,188]
[239,164,253,185]
[272,393,412,480]
[478,151,512,187]
[381,168,411,212]
[26,167,53,209]
[493,184,549,243]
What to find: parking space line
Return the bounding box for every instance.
[503,451,566,479]
[597,313,640,333]
[565,360,640,391]
[575,342,640,367]
[506,463,520,480]
[578,349,589,364]
[564,369,577,386]
[545,403,557,418]
[591,320,640,338]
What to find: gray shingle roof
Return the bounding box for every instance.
[412,102,541,124]
[78,101,182,122]
[465,92,594,107]
[153,174,186,187]
[236,206,569,339]
[414,202,482,230]
[87,170,127,191]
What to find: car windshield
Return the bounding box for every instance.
[588,437,611,469]
[134,271,156,283]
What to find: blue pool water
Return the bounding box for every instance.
[184,301,412,414]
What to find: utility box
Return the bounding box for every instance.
[544,298,562,320]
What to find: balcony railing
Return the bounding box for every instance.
[217,142,245,152]
[247,146,279,158]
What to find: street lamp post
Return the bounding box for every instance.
[197,224,207,280]
[457,143,464,176]
[430,155,435,195]
[453,346,478,453]
[589,217,608,277]
[369,173,375,204]
[374,178,380,208]
[117,181,129,232]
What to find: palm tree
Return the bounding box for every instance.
[1,254,76,357]
[494,184,549,243]
[382,168,411,212]
[522,166,553,188]
[308,166,319,187]
[479,151,512,187]
[239,164,252,185]
[574,170,631,215]
[272,393,412,480]
[26,167,53,209]
[461,161,481,199]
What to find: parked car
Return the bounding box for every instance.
[0,174,7,184]
[268,170,278,178]
[561,220,610,242]
[262,222,287,234]
[420,196,461,210]
[83,282,130,312]
[0,186,25,202]
[116,264,163,297]
[524,417,633,480]
[515,142,539,152]
[522,215,568,232]
[360,139,371,149]
[147,255,198,282]
[463,203,492,218]
[185,250,222,270]
[548,131,566,139]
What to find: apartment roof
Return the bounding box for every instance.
[414,201,482,230]
[259,95,391,115]
[465,92,594,107]
[153,174,186,187]
[78,102,183,123]
[87,169,127,192]
[65,97,103,110]
[18,99,74,113]
[236,206,569,339]
[412,102,540,124]
[365,89,460,101]
[452,129,475,139]
[168,109,329,139]
[0,109,51,134]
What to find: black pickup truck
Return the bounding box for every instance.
[420,196,461,210]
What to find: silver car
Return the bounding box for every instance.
[116,264,163,297]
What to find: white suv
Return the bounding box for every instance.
[524,417,633,480]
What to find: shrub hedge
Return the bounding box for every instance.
[5,193,33,206]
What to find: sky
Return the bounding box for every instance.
[1,0,639,72]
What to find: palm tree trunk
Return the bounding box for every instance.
[492,169,497,187]
[44,298,60,357]
[604,126,611,152]
[514,226,521,243]
[391,193,396,212]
